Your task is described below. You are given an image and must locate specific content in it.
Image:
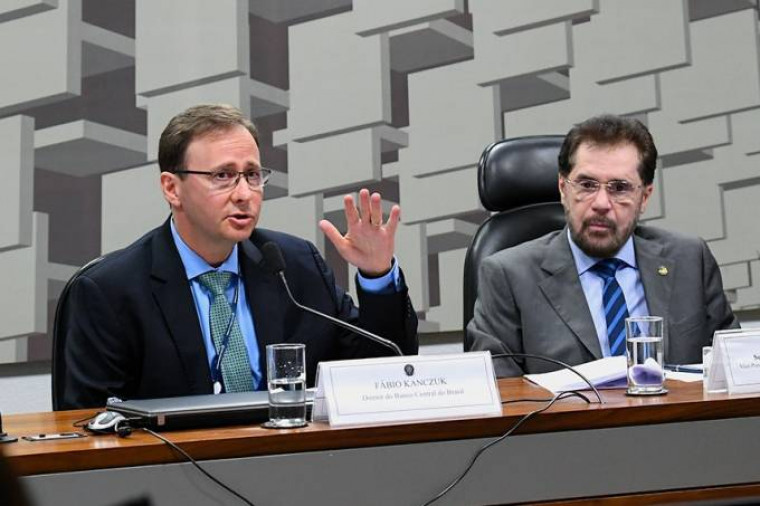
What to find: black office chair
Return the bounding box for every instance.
[51,255,107,411]
[463,136,567,347]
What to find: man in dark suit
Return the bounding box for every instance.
[61,104,417,409]
[467,114,738,377]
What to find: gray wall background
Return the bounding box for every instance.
[2,0,760,413]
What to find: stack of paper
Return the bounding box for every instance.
[524,356,627,394]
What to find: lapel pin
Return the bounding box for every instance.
[657,266,668,276]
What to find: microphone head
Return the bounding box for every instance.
[261,242,287,275]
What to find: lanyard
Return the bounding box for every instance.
[211,275,241,395]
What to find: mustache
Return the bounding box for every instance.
[582,217,617,231]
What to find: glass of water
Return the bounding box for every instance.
[264,343,307,428]
[625,316,666,396]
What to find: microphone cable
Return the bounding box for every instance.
[420,389,589,506]
[141,428,256,506]
[420,352,610,505]
[501,390,591,405]
[71,414,255,505]
[490,352,605,404]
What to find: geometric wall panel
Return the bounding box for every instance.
[353,0,464,35]
[394,222,430,313]
[101,163,166,254]
[647,113,730,161]
[0,0,80,113]
[34,120,146,176]
[471,17,573,87]
[257,193,324,251]
[287,128,384,196]
[0,213,49,341]
[0,213,75,341]
[731,108,760,155]
[0,0,57,24]
[720,262,750,292]
[0,335,28,365]
[658,9,760,122]
[0,115,34,250]
[2,0,760,370]
[388,20,472,75]
[735,261,760,310]
[582,0,689,84]
[470,0,596,35]
[398,60,500,177]
[135,0,249,96]
[247,0,351,24]
[707,182,760,265]
[425,247,467,332]
[400,167,481,225]
[645,159,725,241]
[287,11,391,141]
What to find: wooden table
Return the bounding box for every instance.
[5,378,760,506]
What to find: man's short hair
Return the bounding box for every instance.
[158,104,259,174]
[558,114,658,185]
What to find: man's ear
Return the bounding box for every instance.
[160,172,181,209]
[558,176,568,208]
[639,183,654,215]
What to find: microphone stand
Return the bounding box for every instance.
[274,271,403,356]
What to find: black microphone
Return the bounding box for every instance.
[261,242,403,356]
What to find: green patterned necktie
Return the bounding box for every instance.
[197,271,253,392]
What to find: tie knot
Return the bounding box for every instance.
[197,271,233,296]
[591,258,626,280]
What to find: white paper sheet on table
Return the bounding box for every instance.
[524,356,627,394]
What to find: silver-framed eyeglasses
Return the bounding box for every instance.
[175,168,272,191]
[564,178,642,202]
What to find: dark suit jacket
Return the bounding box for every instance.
[467,226,739,377]
[61,220,418,409]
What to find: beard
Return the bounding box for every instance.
[568,212,638,258]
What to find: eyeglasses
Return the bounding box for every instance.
[564,178,642,203]
[174,168,272,191]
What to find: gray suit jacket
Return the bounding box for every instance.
[467,226,739,377]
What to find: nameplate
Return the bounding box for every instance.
[312,352,501,427]
[706,329,760,394]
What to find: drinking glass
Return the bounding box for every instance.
[264,343,307,428]
[626,316,666,395]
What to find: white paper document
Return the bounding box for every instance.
[524,356,627,394]
[664,371,703,383]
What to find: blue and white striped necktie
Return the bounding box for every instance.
[591,259,629,356]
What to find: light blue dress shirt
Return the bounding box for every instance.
[567,230,650,357]
[171,221,263,390]
[170,220,400,391]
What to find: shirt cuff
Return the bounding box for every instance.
[356,257,401,294]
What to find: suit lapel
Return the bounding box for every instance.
[634,231,674,321]
[150,220,211,392]
[239,238,287,372]
[538,230,603,359]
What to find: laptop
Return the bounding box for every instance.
[107,390,314,431]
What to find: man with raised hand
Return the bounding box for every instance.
[62,104,417,409]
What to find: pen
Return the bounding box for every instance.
[664,364,703,373]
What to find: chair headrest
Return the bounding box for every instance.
[477,135,565,212]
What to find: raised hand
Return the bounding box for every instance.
[319,189,400,276]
